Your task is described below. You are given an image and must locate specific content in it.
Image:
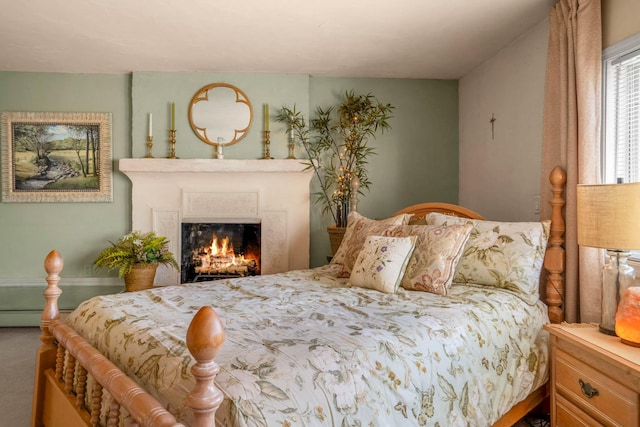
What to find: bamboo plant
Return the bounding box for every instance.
[276,90,394,227]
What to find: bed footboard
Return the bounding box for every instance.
[31,250,226,427]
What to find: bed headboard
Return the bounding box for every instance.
[391,166,566,324]
[393,202,484,222]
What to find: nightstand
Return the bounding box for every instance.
[545,323,640,426]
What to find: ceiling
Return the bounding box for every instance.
[0,0,555,79]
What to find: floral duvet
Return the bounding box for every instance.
[65,264,549,427]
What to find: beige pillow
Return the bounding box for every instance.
[378,224,473,295]
[426,213,551,304]
[349,235,417,294]
[331,211,413,276]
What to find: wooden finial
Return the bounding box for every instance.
[185,306,225,426]
[44,249,64,276]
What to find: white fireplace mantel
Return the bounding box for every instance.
[119,158,312,174]
[119,158,314,286]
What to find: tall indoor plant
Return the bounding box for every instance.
[276,90,394,228]
[94,230,179,291]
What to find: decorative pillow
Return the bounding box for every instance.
[331,211,413,276]
[349,235,417,294]
[379,223,473,295]
[426,213,551,304]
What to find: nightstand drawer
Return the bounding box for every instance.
[556,394,603,426]
[556,349,638,426]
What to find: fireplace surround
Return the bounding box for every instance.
[119,159,314,286]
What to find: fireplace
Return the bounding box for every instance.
[119,159,314,286]
[181,221,261,283]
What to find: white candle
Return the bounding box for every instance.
[148,113,152,137]
[217,137,224,159]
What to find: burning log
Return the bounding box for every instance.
[192,235,258,277]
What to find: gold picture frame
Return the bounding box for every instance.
[1,111,113,202]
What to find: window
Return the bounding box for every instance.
[603,33,640,184]
[603,34,640,263]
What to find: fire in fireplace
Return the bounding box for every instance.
[181,221,261,283]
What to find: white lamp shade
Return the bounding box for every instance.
[577,182,640,250]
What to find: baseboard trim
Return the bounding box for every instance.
[0,277,121,287]
[0,310,74,327]
[0,277,123,327]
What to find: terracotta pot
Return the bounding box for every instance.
[124,263,158,292]
[327,226,347,256]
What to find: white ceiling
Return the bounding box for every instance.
[0,0,555,79]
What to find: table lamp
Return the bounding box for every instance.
[576,182,640,335]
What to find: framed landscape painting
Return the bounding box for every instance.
[0,112,112,202]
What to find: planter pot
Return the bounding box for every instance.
[327,226,347,256]
[124,263,158,292]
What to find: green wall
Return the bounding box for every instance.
[0,71,458,325]
[307,77,459,265]
[0,72,131,325]
[131,72,310,160]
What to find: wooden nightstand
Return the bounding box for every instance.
[545,323,640,426]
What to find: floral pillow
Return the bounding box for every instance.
[331,211,413,276]
[426,213,551,304]
[349,235,417,294]
[379,223,473,295]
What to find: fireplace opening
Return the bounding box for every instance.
[181,221,261,283]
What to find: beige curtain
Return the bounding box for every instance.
[540,0,602,323]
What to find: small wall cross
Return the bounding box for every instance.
[490,113,496,140]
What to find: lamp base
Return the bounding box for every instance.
[600,250,635,335]
[599,325,616,336]
[621,338,640,347]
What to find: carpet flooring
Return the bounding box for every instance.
[513,414,551,427]
[0,327,41,426]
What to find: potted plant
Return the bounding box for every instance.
[94,230,179,291]
[276,90,394,253]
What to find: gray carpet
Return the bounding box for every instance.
[0,327,41,427]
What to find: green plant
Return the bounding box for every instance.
[276,90,394,227]
[93,230,179,278]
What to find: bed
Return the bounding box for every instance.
[31,166,567,427]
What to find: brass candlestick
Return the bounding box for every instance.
[168,129,177,159]
[263,130,272,159]
[145,136,154,158]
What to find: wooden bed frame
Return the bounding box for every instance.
[31,166,566,427]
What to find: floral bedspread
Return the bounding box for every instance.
[65,264,549,427]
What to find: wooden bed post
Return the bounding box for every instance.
[545,166,566,324]
[31,250,64,427]
[186,306,226,427]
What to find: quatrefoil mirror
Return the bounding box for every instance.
[188,83,253,147]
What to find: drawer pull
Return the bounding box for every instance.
[579,379,599,398]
